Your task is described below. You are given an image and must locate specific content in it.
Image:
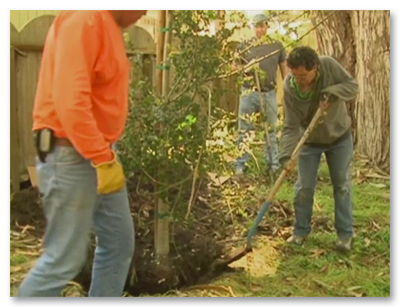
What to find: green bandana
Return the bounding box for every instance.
[290,71,320,100]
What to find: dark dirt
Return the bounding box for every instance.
[10,187,46,237]
[10,185,236,296]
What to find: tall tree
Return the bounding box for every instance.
[313,10,390,173]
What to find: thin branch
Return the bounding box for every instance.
[166,55,196,102]
[138,173,193,196]
[223,10,309,66]
[186,148,204,219]
[211,10,338,81]
[186,86,212,218]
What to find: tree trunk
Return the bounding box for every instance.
[313,10,390,173]
[312,11,357,144]
[350,10,390,173]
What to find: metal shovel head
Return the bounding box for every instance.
[213,246,252,268]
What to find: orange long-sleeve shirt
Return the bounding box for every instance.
[33,10,130,165]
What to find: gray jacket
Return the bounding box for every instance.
[279,56,358,162]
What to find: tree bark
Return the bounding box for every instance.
[312,10,357,144]
[313,10,390,173]
[350,10,390,173]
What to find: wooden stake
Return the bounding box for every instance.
[156,11,166,95]
[154,10,171,256]
[161,11,173,98]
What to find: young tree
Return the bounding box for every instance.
[119,10,248,259]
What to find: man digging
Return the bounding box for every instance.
[280,46,358,252]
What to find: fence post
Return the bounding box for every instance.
[10,47,20,194]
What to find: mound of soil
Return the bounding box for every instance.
[10,185,237,296]
[10,187,45,236]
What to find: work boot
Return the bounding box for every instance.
[271,163,281,173]
[287,234,306,246]
[234,167,245,177]
[336,237,352,253]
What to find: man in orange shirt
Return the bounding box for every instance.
[18,10,147,297]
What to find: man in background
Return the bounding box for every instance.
[235,13,288,176]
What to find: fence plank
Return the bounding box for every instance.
[13,15,55,49]
[16,52,41,169]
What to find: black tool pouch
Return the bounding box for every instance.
[33,129,55,163]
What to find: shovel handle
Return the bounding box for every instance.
[245,102,328,249]
[266,104,328,202]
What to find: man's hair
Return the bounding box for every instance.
[287,46,319,71]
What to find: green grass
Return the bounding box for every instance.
[178,157,390,297]
[10,254,29,266]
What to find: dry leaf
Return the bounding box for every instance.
[348,291,363,297]
[15,250,40,256]
[347,286,362,292]
[10,266,22,273]
[247,185,255,192]
[313,279,332,290]
[364,238,371,247]
[207,172,230,186]
[372,221,381,230]
[319,265,329,273]
[222,153,235,163]
[198,196,208,203]
[365,174,390,180]
[21,224,34,234]
[370,183,387,189]
[310,249,326,258]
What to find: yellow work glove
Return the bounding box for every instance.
[91,150,125,194]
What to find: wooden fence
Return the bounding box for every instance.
[10,15,55,193]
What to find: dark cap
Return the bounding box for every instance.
[252,13,268,25]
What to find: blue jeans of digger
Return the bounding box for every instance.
[236,89,280,171]
[293,133,354,239]
[17,146,135,297]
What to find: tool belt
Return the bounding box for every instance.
[33,129,73,163]
[243,84,276,93]
[252,85,276,92]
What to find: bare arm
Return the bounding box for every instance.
[279,60,289,80]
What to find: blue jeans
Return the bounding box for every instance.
[236,89,279,171]
[17,146,135,297]
[293,133,354,238]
